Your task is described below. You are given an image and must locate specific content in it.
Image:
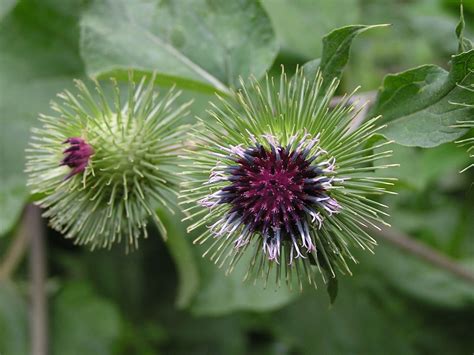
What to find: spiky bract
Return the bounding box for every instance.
[26,75,190,250]
[181,69,396,288]
[451,85,474,173]
[454,120,474,172]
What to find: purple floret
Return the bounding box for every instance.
[60,137,94,180]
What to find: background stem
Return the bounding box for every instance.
[370,224,474,285]
[26,204,48,355]
[0,210,29,281]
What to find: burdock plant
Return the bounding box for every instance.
[181,69,397,288]
[26,75,190,250]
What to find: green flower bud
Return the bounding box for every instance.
[26,75,190,250]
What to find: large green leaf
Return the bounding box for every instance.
[456,4,473,53]
[159,314,247,355]
[367,245,474,309]
[190,245,297,316]
[158,207,199,309]
[301,24,388,91]
[269,275,417,355]
[0,0,84,236]
[0,0,16,21]
[0,179,26,236]
[319,24,388,90]
[80,0,278,93]
[268,260,474,355]
[372,49,474,147]
[376,143,470,191]
[52,282,121,355]
[261,0,359,59]
[0,282,28,355]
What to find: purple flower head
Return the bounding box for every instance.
[182,69,396,287]
[60,137,94,180]
[200,134,341,264]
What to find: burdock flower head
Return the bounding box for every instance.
[181,69,396,288]
[26,74,190,250]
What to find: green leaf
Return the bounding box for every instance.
[80,0,277,93]
[161,314,247,355]
[366,245,474,309]
[52,282,121,355]
[0,0,16,21]
[0,180,27,236]
[376,143,470,191]
[0,282,28,355]
[300,58,321,82]
[372,50,474,147]
[261,0,359,59]
[0,0,84,236]
[270,276,418,355]
[319,24,389,89]
[315,250,338,305]
[190,248,297,316]
[326,276,338,305]
[157,207,199,309]
[269,260,474,354]
[301,25,388,90]
[456,4,473,53]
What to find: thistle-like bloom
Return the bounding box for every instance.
[181,69,396,288]
[26,75,190,250]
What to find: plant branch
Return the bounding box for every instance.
[0,209,29,281]
[27,204,48,355]
[369,224,474,285]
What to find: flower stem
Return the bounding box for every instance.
[27,204,48,355]
[0,211,29,281]
[369,224,474,285]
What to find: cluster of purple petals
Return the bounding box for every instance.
[201,135,341,263]
[60,137,94,180]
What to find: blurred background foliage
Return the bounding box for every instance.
[0,0,473,354]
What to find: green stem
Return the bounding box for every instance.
[0,208,29,281]
[27,204,48,355]
[369,224,474,285]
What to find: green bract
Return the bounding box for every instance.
[455,119,474,172]
[451,86,474,173]
[26,75,190,250]
[181,69,397,288]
